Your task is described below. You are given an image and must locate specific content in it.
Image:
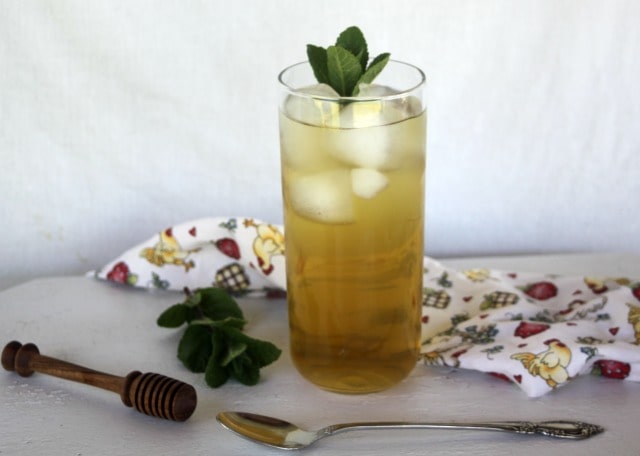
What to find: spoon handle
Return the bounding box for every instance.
[326,420,603,440]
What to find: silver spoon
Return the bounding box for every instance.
[216,411,603,450]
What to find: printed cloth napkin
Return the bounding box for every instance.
[93,216,640,397]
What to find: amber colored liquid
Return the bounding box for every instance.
[280,111,426,393]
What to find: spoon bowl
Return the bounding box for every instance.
[216,411,604,450]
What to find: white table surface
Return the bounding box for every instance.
[2,253,640,455]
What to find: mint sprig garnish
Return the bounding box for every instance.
[307,26,390,97]
[157,287,282,387]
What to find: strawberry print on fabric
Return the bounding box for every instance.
[215,238,241,259]
[521,281,558,300]
[592,359,631,379]
[106,261,138,286]
[514,321,550,339]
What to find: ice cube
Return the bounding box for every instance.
[345,84,407,128]
[302,83,341,98]
[323,86,408,169]
[328,126,390,169]
[280,113,330,171]
[358,83,423,110]
[328,103,409,170]
[351,168,389,199]
[283,84,340,127]
[337,99,405,129]
[326,88,421,169]
[354,84,423,124]
[287,169,354,223]
[355,83,399,98]
[396,95,424,118]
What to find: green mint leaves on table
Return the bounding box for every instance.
[307,25,390,97]
[157,287,282,387]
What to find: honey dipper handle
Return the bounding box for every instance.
[2,341,124,394]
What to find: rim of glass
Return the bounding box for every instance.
[278,59,425,102]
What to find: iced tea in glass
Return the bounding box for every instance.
[278,60,426,393]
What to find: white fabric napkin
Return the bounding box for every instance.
[93,216,640,397]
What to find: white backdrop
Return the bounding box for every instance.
[1,0,639,289]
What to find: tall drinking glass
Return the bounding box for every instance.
[278,61,426,393]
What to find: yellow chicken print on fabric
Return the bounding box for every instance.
[140,228,201,271]
[511,339,572,389]
[627,303,640,345]
[243,219,285,275]
[463,268,492,282]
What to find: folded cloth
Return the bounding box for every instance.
[93,217,287,295]
[93,216,640,397]
[419,260,640,397]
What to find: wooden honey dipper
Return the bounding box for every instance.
[2,341,197,422]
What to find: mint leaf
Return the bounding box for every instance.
[221,340,248,366]
[158,287,282,388]
[211,316,247,330]
[210,328,226,362]
[157,303,189,328]
[230,353,260,386]
[306,44,329,85]
[220,325,282,368]
[205,351,229,387]
[215,325,278,385]
[367,52,391,72]
[336,26,368,71]
[354,52,390,94]
[246,338,282,367]
[198,288,244,321]
[205,329,231,388]
[327,45,363,97]
[177,325,212,372]
[306,26,390,96]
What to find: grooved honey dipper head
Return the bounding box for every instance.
[124,371,197,422]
